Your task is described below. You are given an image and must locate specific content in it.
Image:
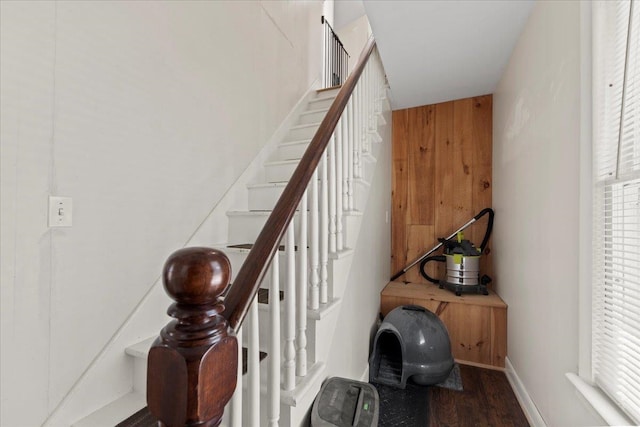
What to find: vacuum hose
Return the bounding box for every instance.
[419,255,446,284]
[475,208,494,253]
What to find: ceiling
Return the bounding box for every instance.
[337,0,534,110]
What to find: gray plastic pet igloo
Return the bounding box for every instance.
[369,305,453,388]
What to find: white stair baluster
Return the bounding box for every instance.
[309,169,320,310]
[347,96,355,211]
[230,325,242,427]
[364,66,371,152]
[360,75,366,170]
[370,62,376,128]
[342,112,349,217]
[361,74,367,166]
[247,296,260,427]
[373,54,380,112]
[296,191,308,377]
[335,118,344,252]
[328,134,337,254]
[358,79,365,173]
[353,84,361,179]
[372,53,378,112]
[370,62,376,144]
[284,225,296,390]
[320,152,329,305]
[368,63,373,132]
[268,254,281,426]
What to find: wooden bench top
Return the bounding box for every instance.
[382,281,507,309]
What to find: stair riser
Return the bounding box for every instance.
[132,356,147,397]
[248,184,317,211]
[224,250,289,290]
[307,97,334,110]
[298,110,327,125]
[275,141,309,161]
[265,162,297,183]
[248,185,285,211]
[286,124,319,141]
[314,88,340,100]
[228,213,305,246]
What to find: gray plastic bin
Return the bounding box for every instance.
[311,377,379,427]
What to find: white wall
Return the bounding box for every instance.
[333,0,366,32]
[493,1,604,426]
[336,15,373,74]
[0,1,323,425]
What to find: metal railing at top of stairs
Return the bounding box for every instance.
[146,35,385,427]
[322,16,349,89]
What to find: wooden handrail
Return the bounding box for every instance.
[222,36,376,330]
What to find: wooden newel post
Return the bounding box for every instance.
[147,247,238,427]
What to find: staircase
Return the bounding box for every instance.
[72,41,389,427]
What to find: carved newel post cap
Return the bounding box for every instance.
[148,247,237,427]
[163,247,231,306]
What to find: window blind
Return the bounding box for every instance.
[592,0,640,423]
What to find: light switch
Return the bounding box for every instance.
[49,196,72,227]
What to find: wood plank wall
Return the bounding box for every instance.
[391,95,493,285]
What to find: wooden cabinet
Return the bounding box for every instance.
[380,281,507,369]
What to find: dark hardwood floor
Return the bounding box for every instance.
[119,364,528,427]
[429,364,529,427]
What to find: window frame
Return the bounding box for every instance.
[572,1,640,425]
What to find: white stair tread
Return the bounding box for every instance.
[213,242,254,254]
[329,248,355,260]
[309,95,334,102]
[125,337,155,359]
[290,122,320,130]
[264,159,299,167]
[314,87,340,98]
[227,210,284,217]
[279,138,311,147]
[281,361,326,407]
[227,210,311,219]
[300,107,329,117]
[247,182,287,190]
[214,242,353,259]
[72,392,145,427]
[256,297,341,321]
[307,298,341,320]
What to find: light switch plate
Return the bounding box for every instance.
[49,196,72,227]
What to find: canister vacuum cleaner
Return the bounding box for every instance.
[391,208,495,295]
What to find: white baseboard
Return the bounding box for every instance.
[505,357,547,427]
[359,365,370,383]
